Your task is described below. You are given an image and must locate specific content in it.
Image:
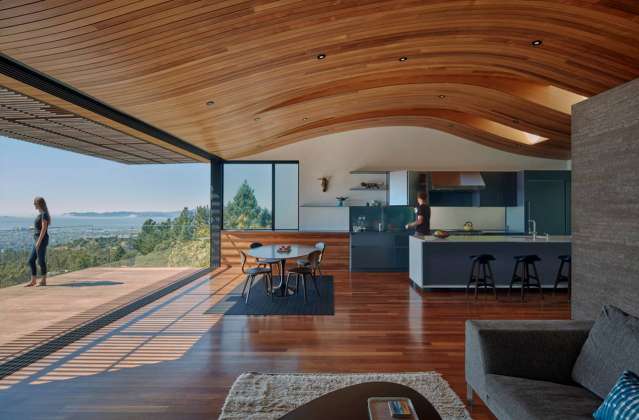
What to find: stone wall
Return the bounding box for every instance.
[572,78,639,320]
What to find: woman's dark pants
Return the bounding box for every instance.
[28,237,48,276]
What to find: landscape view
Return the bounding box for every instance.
[0,136,270,288]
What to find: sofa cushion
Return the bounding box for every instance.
[485,374,602,420]
[572,305,639,399]
[594,370,639,420]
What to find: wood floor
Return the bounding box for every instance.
[0,268,570,419]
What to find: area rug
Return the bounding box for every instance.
[218,372,472,419]
[205,276,334,316]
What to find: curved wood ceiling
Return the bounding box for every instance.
[1,0,638,160]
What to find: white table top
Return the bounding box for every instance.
[246,244,318,260]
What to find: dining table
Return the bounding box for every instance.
[246,244,318,297]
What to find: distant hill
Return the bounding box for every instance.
[64,211,181,218]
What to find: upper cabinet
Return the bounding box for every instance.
[477,172,517,207]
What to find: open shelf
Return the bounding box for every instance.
[349,170,388,175]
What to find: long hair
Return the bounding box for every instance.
[34,197,51,223]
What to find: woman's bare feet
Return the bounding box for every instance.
[25,280,37,287]
[37,278,47,287]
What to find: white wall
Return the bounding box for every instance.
[244,126,570,206]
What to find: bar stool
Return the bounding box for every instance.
[466,254,497,300]
[509,255,543,301]
[554,255,571,300]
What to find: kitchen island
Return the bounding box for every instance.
[409,235,571,289]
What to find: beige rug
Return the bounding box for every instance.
[219,371,472,419]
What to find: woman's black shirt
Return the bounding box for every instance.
[416,204,431,235]
[34,211,51,239]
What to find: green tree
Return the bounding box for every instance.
[223,180,272,229]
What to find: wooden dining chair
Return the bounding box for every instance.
[250,242,281,275]
[296,242,326,278]
[287,250,322,303]
[239,250,273,304]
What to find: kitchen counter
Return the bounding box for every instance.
[412,234,571,243]
[409,234,571,289]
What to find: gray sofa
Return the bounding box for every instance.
[465,320,599,420]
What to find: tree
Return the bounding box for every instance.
[224,180,272,229]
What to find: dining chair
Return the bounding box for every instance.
[250,242,281,276]
[287,250,322,303]
[296,242,326,278]
[239,250,273,304]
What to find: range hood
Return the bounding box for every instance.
[430,172,486,191]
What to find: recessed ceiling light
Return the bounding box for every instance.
[303,117,309,121]
[254,117,261,121]
[531,40,543,47]
[206,100,215,107]
[316,53,326,60]
[438,95,446,99]
[399,56,408,62]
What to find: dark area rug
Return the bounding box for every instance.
[206,275,334,316]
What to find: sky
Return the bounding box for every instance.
[0,136,211,216]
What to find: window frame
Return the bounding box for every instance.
[222,160,299,231]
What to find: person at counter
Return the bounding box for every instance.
[405,192,431,235]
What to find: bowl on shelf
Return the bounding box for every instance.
[433,230,450,239]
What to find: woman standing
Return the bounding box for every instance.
[26,197,50,287]
[405,192,431,235]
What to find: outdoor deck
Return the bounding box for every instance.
[0,267,201,363]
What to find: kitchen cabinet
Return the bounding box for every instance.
[524,171,571,235]
[478,172,517,207]
[350,232,409,272]
[388,171,425,205]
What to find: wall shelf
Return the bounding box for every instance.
[349,187,388,191]
[349,170,388,175]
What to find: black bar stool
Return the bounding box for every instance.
[509,255,542,301]
[466,254,497,300]
[554,255,571,300]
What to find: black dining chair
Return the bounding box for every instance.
[296,242,326,279]
[239,250,273,304]
[287,250,322,303]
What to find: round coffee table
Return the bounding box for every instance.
[279,381,442,420]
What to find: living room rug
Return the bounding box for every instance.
[205,276,334,316]
[218,371,472,420]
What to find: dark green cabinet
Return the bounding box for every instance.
[523,171,571,235]
[478,172,517,207]
[350,232,409,272]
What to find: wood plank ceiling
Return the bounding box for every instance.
[1,0,638,160]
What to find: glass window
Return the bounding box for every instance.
[223,164,272,229]
[274,163,298,229]
[222,162,298,230]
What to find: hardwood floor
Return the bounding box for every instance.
[0,268,570,419]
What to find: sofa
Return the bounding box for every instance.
[465,305,639,420]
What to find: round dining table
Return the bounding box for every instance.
[246,244,318,297]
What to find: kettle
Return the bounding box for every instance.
[463,221,473,231]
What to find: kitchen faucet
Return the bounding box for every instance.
[528,218,537,240]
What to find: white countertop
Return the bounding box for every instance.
[411,234,571,243]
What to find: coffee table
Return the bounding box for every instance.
[279,381,442,420]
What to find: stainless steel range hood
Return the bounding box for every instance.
[430,172,486,191]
